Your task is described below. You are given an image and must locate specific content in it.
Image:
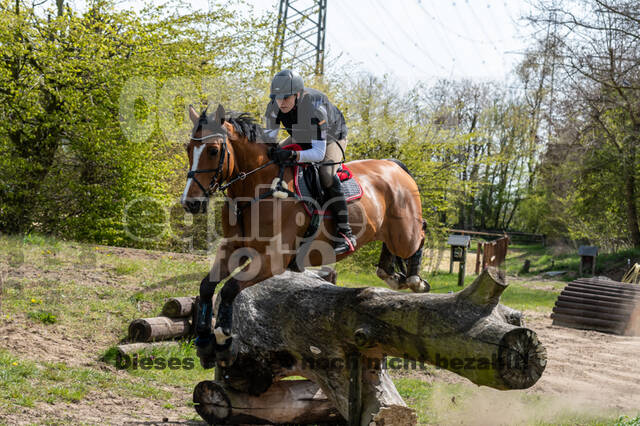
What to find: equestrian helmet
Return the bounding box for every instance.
[270,69,304,99]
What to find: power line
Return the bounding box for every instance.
[336,1,426,73]
[371,0,446,71]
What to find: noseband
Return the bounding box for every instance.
[187,132,230,197]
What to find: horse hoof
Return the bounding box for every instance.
[214,326,232,345]
[378,268,404,290]
[195,337,217,370]
[407,275,430,293]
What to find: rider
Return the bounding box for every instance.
[264,69,356,255]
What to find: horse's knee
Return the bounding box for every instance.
[220,278,241,303]
[199,276,218,301]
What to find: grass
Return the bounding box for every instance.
[504,243,640,281]
[335,265,560,312]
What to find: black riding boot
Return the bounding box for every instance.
[326,174,356,255]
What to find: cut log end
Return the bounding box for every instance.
[193,380,231,423]
[161,296,196,318]
[498,328,547,389]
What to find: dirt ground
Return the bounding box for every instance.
[415,310,640,425]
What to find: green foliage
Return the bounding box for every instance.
[0,0,272,248]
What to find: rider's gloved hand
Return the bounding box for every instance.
[268,147,296,164]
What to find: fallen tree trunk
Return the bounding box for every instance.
[128,317,191,342]
[193,379,344,424]
[207,267,545,425]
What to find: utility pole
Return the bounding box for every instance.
[272,0,327,75]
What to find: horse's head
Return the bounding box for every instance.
[181,104,232,214]
[181,105,274,214]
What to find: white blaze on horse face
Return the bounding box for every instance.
[181,144,206,204]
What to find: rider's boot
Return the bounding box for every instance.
[326,174,356,255]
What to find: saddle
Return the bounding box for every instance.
[282,144,363,217]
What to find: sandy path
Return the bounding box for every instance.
[418,310,640,425]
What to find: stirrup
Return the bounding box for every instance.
[335,232,356,255]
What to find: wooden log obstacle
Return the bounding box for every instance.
[551,277,640,335]
[193,267,547,425]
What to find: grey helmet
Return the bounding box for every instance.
[270,69,304,99]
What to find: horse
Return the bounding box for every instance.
[181,104,429,365]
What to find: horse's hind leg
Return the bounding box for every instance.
[404,220,430,293]
[405,245,430,292]
[377,243,404,290]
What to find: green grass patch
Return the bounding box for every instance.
[504,243,640,280]
[334,266,557,312]
[114,261,142,276]
[27,310,58,324]
[101,340,214,388]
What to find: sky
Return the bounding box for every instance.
[192,0,536,88]
[69,0,535,88]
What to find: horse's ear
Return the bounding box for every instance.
[189,104,199,125]
[214,104,225,125]
[223,121,237,141]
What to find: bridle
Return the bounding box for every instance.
[186,130,276,198]
[187,131,230,197]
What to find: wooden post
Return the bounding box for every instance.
[458,246,466,287]
[475,242,482,274]
[449,246,454,274]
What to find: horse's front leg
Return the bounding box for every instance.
[213,251,289,347]
[194,242,236,343]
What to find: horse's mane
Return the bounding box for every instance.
[226,112,268,144]
[193,108,275,145]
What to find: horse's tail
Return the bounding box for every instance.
[385,158,414,179]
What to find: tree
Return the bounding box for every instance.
[527,0,640,247]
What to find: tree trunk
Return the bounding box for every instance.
[623,157,640,247]
[193,379,344,424]
[208,267,546,425]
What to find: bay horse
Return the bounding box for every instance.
[181,104,429,366]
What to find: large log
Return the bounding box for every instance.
[203,267,546,425]
[128,316,191,342]
[193,379,344,424]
